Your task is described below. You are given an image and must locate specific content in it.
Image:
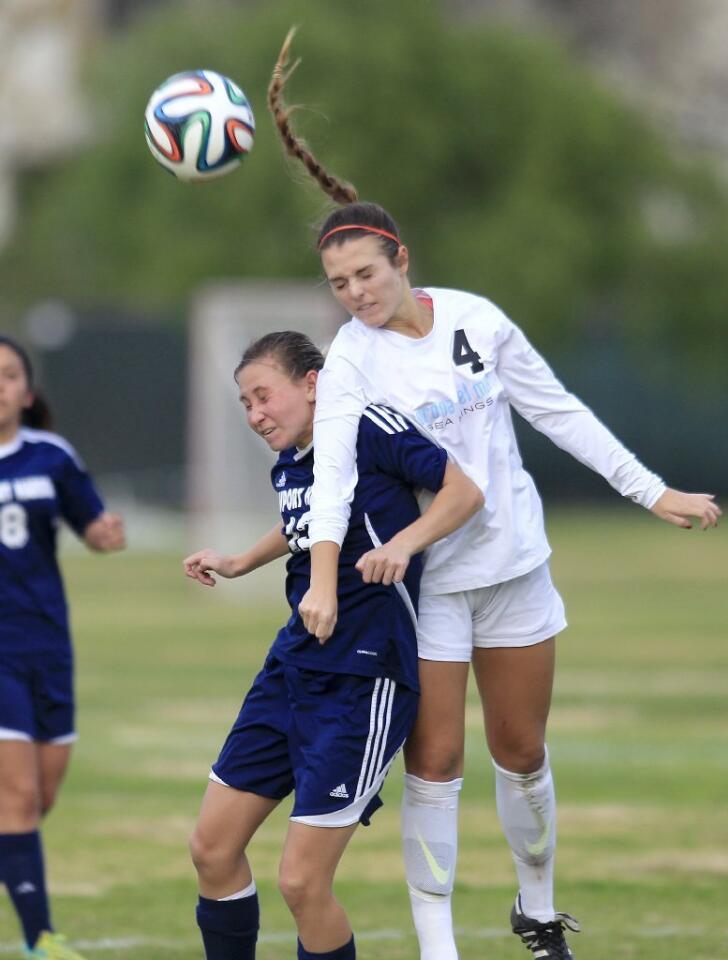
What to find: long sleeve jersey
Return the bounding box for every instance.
[310,286,665,596]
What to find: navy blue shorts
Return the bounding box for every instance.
[211,655,418,827]
[0,645,76,743]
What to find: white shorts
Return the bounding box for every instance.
[416,562,567,662]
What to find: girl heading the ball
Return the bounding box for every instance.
[267,29,721,960]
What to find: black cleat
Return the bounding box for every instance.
[510,894,580,959]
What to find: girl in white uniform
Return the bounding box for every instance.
[268,31,722,960]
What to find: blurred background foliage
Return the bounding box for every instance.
[2,0,728,376]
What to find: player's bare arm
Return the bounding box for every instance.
[184,522,288,587]
[650,488,721,530]
[298,540,340,642]
[356,462,484,586]
[83,512,126,553]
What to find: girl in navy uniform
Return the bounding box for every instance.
[183,331,483,960]
[0,337,125,960]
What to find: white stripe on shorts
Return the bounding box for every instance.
[293,675,401,828]
[365,678,395,794]
[0,727,32,742]
[0,728,77,744]
[356,677,386,799]
[48,732,78,745]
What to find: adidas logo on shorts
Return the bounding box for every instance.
[329,783,349,799]
[14,882,37,895]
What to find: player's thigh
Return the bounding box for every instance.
[404,658,470,780]
[470,562,565,654]
[416,590,474,663]
[280,820,358,896]
[0,739,41,827]
[37,742,73,814]
[288,671,417,828]
[211,656,295,802]
[193,780,279,859]
[472,639,555,772]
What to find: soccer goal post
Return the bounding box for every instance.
[187,281,344,585]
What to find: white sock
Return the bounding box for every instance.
[217,878,256,901]
[493,747,556,923]
[402,773,462,960]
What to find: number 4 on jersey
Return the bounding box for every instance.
[452,329,484,374]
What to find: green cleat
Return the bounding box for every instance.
[24,932,88,960]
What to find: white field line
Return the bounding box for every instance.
[0,925,723,952]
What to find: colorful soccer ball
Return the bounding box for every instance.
[144,70,255,181]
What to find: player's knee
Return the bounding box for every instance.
[278,866,311,914]
[189,825,235,879]
[490,737,545,775]
[0,777,41,828]
[39,788,59,818]
[278,864,324,915]
[188,828,210,874]
[404,743,463,782]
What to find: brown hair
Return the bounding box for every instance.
[234,331,324,383]
[0,336,53,430]
[268,28,402,263]
[268,27,358,206]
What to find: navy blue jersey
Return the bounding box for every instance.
[0,429,104,648]
[270,404,448,691]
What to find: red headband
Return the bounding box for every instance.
[318,224,401,250]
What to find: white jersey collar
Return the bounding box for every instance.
[294,441,313,461]
[0,432,23,460]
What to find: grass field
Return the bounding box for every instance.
[1,505,727,959]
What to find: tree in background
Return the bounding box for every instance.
[1,0,727,377]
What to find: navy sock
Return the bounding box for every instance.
[0,831,52,949]
[196,892,259,959]
[297,935,356,960]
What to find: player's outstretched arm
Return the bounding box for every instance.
[184,522,289,587]
[650,488,721,530]
[83,512,126,553]
[356,462,484,586]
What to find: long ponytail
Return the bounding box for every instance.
[267,27,359,206]
[268,29,405,262]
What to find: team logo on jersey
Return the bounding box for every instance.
[329,783,350,799]
[413,373,494,432]
[0,476,55,503]
[275,471,287,488]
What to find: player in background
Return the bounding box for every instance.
[268,31,722,960]
[183,331,482,960]
[0,337,125,960]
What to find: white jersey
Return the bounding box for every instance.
[311,286,665,595]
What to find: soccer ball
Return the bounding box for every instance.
[144,69,255,181]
